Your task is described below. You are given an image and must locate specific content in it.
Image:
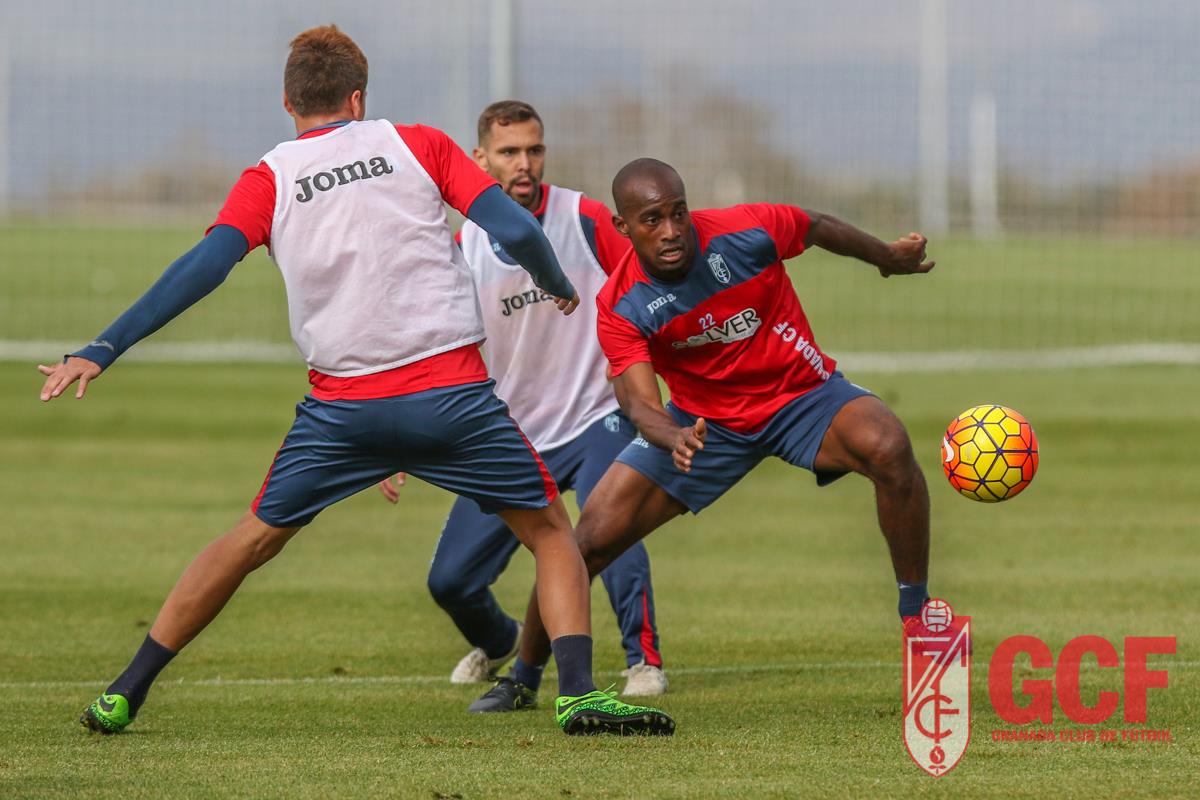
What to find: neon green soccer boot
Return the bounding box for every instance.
[79,693,133,734]
[555,688,675,736]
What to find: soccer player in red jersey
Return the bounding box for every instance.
[37,28,672,737]
[512,158,936,674]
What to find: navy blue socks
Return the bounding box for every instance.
[898,580,930,618]
[550,634,596,697]
[510,657,545,692]
[106,634,176,718]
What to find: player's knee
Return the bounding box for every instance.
[239,522,297,569]
[574,512,605,560]
[576,514,625,578]
[426,568,467,608]
[863,425,918,487]
[582,548,612,579]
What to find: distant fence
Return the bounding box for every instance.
[2,1,1196,361]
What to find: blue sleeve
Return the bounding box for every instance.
[578,213,601,264]
[466,185,576,299]
[71,225,249,369]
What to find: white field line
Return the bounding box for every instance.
[836,343,1200,373]
[4,341,1200,372]
[3,659,1197,691]
[1,340,299,364]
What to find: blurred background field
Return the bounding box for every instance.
[2,226,1198,355]
[1,1,1197,362]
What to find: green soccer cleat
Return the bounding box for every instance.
[79,693,133,734]
[555,688,675,736]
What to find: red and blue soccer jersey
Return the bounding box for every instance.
[596,204,837,433]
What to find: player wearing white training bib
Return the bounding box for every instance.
[262,118,486,376]
[462,183,615,450]
[43,30,674,739]
[379,102,667,707]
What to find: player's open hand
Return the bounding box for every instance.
[673,417,707,472]
[377,473,407,504]
[554,293,580,316]
[37,356,102,402]
[879,233,935,277]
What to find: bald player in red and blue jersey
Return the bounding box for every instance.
[509,158,938,677]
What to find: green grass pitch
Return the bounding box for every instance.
[2,224,1198,351]
[1,361,1196,798]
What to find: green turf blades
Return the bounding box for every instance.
[80,693,132,734]
[555,688,675,736]
[6,363,1196,795]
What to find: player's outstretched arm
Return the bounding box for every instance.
[36,225,248,403]
[466,185,578,314]
[613,362,706,472]
[804,211,935,278]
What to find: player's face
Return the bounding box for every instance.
[617,188,694,278]
[474,120,546,210]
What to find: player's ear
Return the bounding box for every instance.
[472,147,489,170]
[613,214,630,238]
[283,92,295,117]
[349,89,366,120]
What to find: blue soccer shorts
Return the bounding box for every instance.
[615,371,873,513]
[251,380,557,528]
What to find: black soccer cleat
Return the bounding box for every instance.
[468,676,538,713]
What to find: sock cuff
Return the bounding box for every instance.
[550,633,592,646]
[145,634,178,658]
[897,581,930,618]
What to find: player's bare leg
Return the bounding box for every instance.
[498,498,590,641]
[81,511,301,733]
[499,490,676,734]
[516,464,686,672]
[150,512,302,650]
[813,395,931,592]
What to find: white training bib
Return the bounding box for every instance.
[460,185,618,450]
[263,119,484,376]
